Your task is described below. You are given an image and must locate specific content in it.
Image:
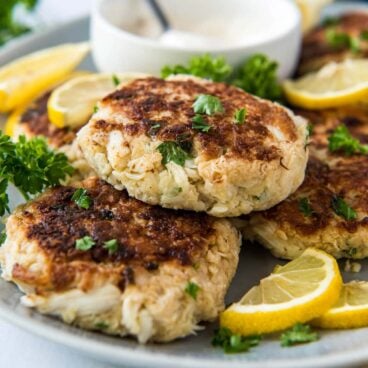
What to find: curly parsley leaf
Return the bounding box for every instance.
[0,133,74,216]
[331,195,357,221]
[234,108,247,125]
[157,141,191,166]
[281,323,319,347]
[193,94,224,115]
[298,197,313,217]
[212,327,261,354]
[192,114,211,132]
[71,188,92,209]
[103,239,118,255]
[232,54,283,101]
[75,236,95,251]
[328,124,368,155]
[0,230,6,246]
[161,54,232,82]
[0,0,38,46]
[184,281,200,300]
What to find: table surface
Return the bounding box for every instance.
[1,1,367,367]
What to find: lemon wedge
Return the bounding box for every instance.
[295,0,333,33]
[0,43,89,113]
[283,59,368,109]
[47,72,148,129]
[4,71,91,137]
[312,281,368,329]
[220,248,342,336]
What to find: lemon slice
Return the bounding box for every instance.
[283,59,368,109]
[312,281,368,329]
[4,71,90,137]
[47,72,149,129]
[0,43,89,113]
[220,248,342,336]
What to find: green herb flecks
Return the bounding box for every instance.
[193,94,224,115]
[94,321,109,330]
[192,114,211,132]
[347,247,357,257]
[212,327,261,354]
[328,124,368,155]
[184,281,200,300]
[331,195,357,221]
[103,239,118,255]
[0,0,39,46]
[161,54,232,82]
[234,108,247,125]
[75,236,95,251]
[322,16,339,27]
[112,74,121,86]
[71,188,92,209]
[0,133,74,216]
[360,30,368,41]
[232,54,283,101]
[93,105,99,113]
[0,230,6,246]
[148,123,161,136]
[157,141,191,166]
[298,197,313,217]
[325,29,360,53]
[280,323,319,347]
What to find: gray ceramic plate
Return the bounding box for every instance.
[1,3,368,367]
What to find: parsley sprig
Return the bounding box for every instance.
[192,114,211,132]
[0,133,74,216]
[280,323,319,347]
[193,94,224,115]
[103,239,118,254]
[71,188,92,209]
[212,327,261,354]
[0,0,38,46]
[328,124,368,155]
[161,54,282,101]
[75,236,95,251]
[234,108,247,125]
[157,141,191,166]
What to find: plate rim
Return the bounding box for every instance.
[2,4,368,368]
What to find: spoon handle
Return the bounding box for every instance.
[146,0,170,31]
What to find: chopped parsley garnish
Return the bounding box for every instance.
[331,196,357,221]
[298,197,313,217]
[148,123,161,135]
[212,327,261,354]
[280,323,319,347]
[325,29,360,53]
[75,236,95,251]
[0,133,74,216]
[234,108,247,125]
[0,0,39,46]
[361,30,368,41]
[94,321,109,330]
[193,94,224,115]
[232,54,283,101]
[93,105,99,113]
[184,281,200,300]
[307,123,314,138]
[157,141,191,166]
[161,54,232,82]
[0,231,6,246]
[192,114,211,132]
[71,188,92,209]
[322,16,339,27]
[112,74,121,86]
[328,124,368,155]
[103,239,118,254]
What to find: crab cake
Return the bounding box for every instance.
[0,177,240,343]
[77,76,308,217]
[240,105,368,259]
[297,12,368,76]
[13,91,95,181]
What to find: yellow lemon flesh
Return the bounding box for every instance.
[220,248,342,336]
[283,59,368,109]
[0,42,89,113]
[47,72,149,129]
[313,281,368,329]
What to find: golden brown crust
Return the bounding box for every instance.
[20,91,77,147]
[100,77,298,161]
[297,12,368,76]
[257,106,368,236]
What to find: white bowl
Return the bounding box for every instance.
[91,0,301,79]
